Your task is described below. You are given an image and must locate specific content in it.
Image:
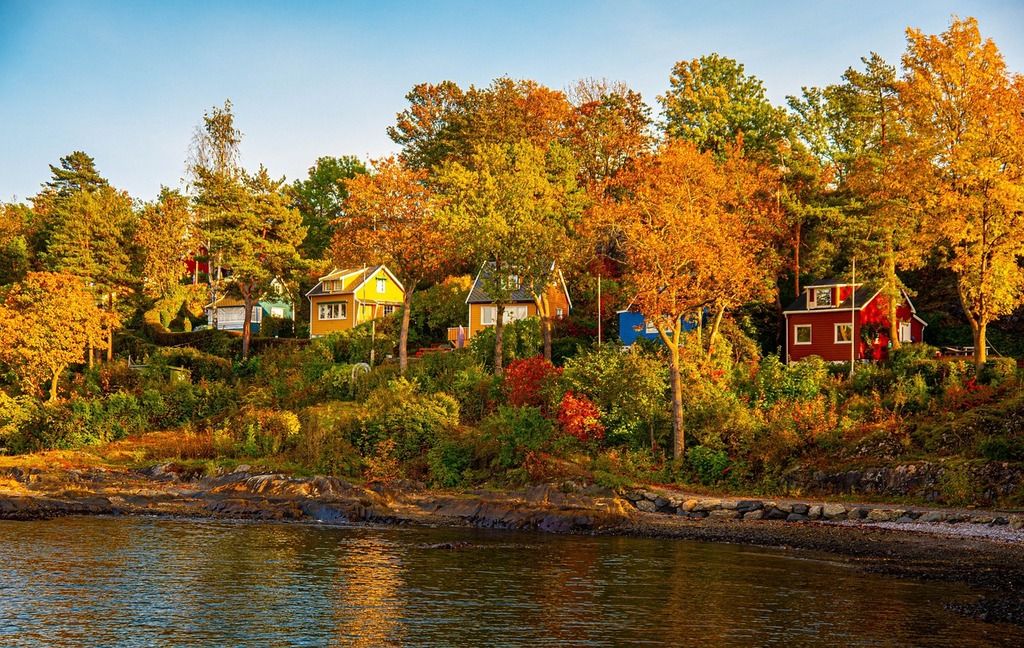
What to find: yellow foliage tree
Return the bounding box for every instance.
[0,272,106,401]
[332,157,452,373]
[899,17,1024,371]
[606,141,781,459]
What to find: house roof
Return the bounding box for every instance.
[305,265,405,298]
[466,262,570,305]
[783,284,879,313]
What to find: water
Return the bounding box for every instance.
[0,517,1019,647]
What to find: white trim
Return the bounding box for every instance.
[557,268,573,310]
[794,324,812,345]
[912,313,928,327]
[349,264,406,294]
[466,263,485,304]
[480,305,496,326]
[834,322,854,344]
[809,287,834,309]
[317,301,348,321]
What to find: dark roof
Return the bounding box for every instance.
[305,266,380,298]
[466,262,537,304]
[783,283,879,313]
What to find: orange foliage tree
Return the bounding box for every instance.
[898,17,1024,371]
[332,157,452,373]
[605,141,781,459]
[0,272,106,400]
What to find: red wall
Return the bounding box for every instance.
[787,293,924,363]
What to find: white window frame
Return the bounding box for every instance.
[270,306,284,318]
[480,306,496,326]
[556,307,564,319]
[504,305,529,322]
[810,287,833,309]
[834,323,853,344]
[318,302,347,321]
[383,305,395,316]
[794,324,812,345]
[645,320,658,335]
[376,277,386,293]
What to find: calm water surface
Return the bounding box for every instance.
[0,517,1020,647]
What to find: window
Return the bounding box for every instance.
[270,307,285,318]
[480,306,496,325]
[794,324,812,345]
[376,277,386,293]
[645,320,658,335]
[556,307,564,319]
[835,323,853,343]
[383,305,395,316]
[318,302,347,320]
[505,305,529,322]
[811,287,833,308]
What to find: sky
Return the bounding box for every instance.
[1,0,1022,202]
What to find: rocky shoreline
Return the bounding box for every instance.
[4,463,1024,625]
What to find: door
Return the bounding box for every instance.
[899,321,912,343]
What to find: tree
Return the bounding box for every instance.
[436,141,582,371]
[0,272,106,400]
[290,156,368,259]
[566,78,653,187]
[898,17,1024,372]
[604,141,780,459]
[331,157,451,373]
[659,54,790,160]
[208,168,306,359]
[136,188,193,298]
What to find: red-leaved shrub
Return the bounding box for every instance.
[504,356,561,408]
[557,391,605,443]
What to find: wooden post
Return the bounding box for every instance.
[850,257,856,379]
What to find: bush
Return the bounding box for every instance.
[752,355,831,405]
[355,379,459,461]
[556,391,605,443]
[977,436,1024,462]
[980,358,1018,386]
[314,322,397,365]
[427,435,474,488]
[687,445,731,486]
[503,356,560,408]
[152,347,233,382]
[469,317,542,370]
[889,343,939,374]
[483,405,554,470]
[295,403,362,476]
[260,316,293,338]
[228,408,302,457]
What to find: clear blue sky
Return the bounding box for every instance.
[1,1,1021,202]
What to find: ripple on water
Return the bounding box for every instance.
[0,516,1020,647]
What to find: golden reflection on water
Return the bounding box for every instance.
[331,536,406,646]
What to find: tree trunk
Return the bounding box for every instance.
[535,294,552,363]
[107,292,115,361]
[493,303,505,375]
[241,294,255,360]
[87,339,94,369]
[49,365,64,402]
[885,233,900,351]
[973,320,988,376]
[669,344,685,460]
[399,289,414,374]
[706,304,725,363]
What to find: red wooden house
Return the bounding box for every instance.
[783,277,927,363]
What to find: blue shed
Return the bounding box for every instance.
[617,310,698,346]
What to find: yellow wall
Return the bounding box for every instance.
[309,268,406,337]
[309,294,356,336]
[467,302,538,337]
[353,269,405,307]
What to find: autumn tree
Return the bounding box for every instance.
[605,141,780,459]
[206,168,306,359]
[136,188,193,298]
[331,157,450,373]
[566,78,653,187]
[898,17,1024,371]
[290,155,367,259]
[0,273,106,400]
[436,141,582,371]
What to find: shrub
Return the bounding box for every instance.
[556,391,605,443]
[980,358,1018,386]
[889,343,939,374]
[228,407,302,457]
[752,355,831,406]
[483,405,554,469]
[503,356,561,408]
[687,445,731,486]
[977,436,1024,462]
[363,438,402,485]
[0,392,37,453]
[152,347,233,382]
[355,379,459,461]
[314,322,397,365]
[427,436,474,488]
[469,317,542,369]
[295,403,362,476]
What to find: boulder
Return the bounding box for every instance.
[786,513,809,522]
[695,498,722,512]
[654,496,670,510]
[680,499,699,512]
[866,509,896,522]
[721,500,739,510]
[765,507,788,520]
[849,507,869,520]
[807,505,823,520]
[736,500,763,513]
[743,510,764,521]
[709,509,739,520]
[822,503,847,520]
[917,511,947,523]
[635,499,656,513]
[1009,515,1024,531]
[791,503,810,515]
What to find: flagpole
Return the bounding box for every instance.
[597,273,602,347]
[850,257,856,379]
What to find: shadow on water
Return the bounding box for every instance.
[0,517,1020,646]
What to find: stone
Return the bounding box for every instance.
[807,505,823,520]
[774,503,794,514]
[653,496,670,510]
[867,509,896,522]
[895,516,917,524]
[743,510,764,521]
[234,464,252,474]
[850,507,869,520]
[642,491,660,502]
[822,503,847,520]
[1009,515,1024,531]
[786,513,809,522]
[765,507,789,520]
[680,499,699,512]
[695,499,722,512]
[709,509,739,519]
[736,500,763,513]
[635,499,656,513]
[970,515,995,525]
[917,511,947,523]
[791,503,809,515]
[721,500,739,510]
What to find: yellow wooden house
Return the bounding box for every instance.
[305,266,405,338]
